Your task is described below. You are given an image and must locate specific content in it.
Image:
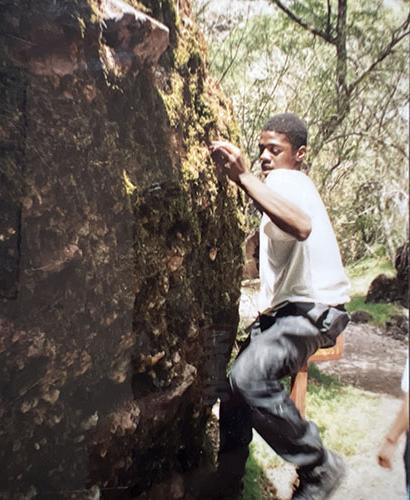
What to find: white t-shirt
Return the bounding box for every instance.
[402,356,409,393]
[258,168,350,311]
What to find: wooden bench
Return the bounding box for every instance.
[290,334,344,417]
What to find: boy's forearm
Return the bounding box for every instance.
[237,172,311,241]
[385,393,409,444]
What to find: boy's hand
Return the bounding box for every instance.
[377,440,396,469]
[209,141,249,184]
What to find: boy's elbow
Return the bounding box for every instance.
[296,221,312,241]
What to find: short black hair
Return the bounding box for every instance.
[262,113,308,150]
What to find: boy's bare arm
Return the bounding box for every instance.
[210,141,311,242]
[378,392,409,469]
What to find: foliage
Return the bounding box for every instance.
[194,0,409,262]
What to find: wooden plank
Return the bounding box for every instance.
[290,335,345,415]
[290,364,308,417]
[309,334,344,363]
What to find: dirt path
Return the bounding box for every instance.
[320,323,407,398]
[318,324,408,500]
[238,283,409,500]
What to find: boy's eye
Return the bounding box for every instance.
[269,146,280,155]
[259,144,281,155]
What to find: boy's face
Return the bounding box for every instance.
[258,130,306,176]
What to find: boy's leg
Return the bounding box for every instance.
[228,313,346,500]
[229,314,326,469]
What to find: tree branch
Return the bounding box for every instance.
[217,11,250,84]
[270,0,336,44]
[326,0,332,39]
[348,13,410,93]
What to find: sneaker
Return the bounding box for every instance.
[292,451,346,500]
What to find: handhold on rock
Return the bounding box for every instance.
[101,0,170,73]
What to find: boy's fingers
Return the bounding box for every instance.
[210,140,236,154]
[212,145,236,161]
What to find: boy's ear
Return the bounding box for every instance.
[296,145,306,163]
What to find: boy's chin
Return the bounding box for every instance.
[261,168,273,178]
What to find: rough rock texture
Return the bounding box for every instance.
[0,0,244,498]
[350,310,372,323]
[366,241,409,307]
[384,314,409,342]
[243,229,259,280]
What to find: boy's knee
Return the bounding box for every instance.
[229,358,249,395]
[229,344,287,397]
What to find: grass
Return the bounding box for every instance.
[346,295,402,325]
[345,253,404,325]
[347,253,395,296]
[242,448,275,500]
[305,364,379,456]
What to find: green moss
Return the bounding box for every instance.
[181,143,209,182]
[159,72,184,127]
[123,170,136,195]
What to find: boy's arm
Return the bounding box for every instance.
[210,141,311,242]
[378,392,409,469]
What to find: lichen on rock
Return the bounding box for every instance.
[0,0,244,498]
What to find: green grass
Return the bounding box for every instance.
[345,254,404,325]
[241,449,266,500]
[346,295,402,325]
[305,364,379,456]
[347,254,395,296]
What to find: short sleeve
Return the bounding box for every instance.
[262,170,314,241]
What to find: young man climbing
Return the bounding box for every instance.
[208,113,350,500]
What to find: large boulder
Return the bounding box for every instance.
[0,0,244,497]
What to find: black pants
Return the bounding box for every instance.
[218,311,341,479]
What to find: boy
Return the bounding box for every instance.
[208,113,350,500]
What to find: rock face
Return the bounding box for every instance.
[0,1,244,498]
[384,314,409,341]
[243,229,259,280]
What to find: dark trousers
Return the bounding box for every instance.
[218,312,336,479]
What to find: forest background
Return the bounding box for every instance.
[193,0,409,264]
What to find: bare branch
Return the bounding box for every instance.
[270,0,336,44]
[326,0,332,38]
[217,10,250,84]
[348,13,410,93]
